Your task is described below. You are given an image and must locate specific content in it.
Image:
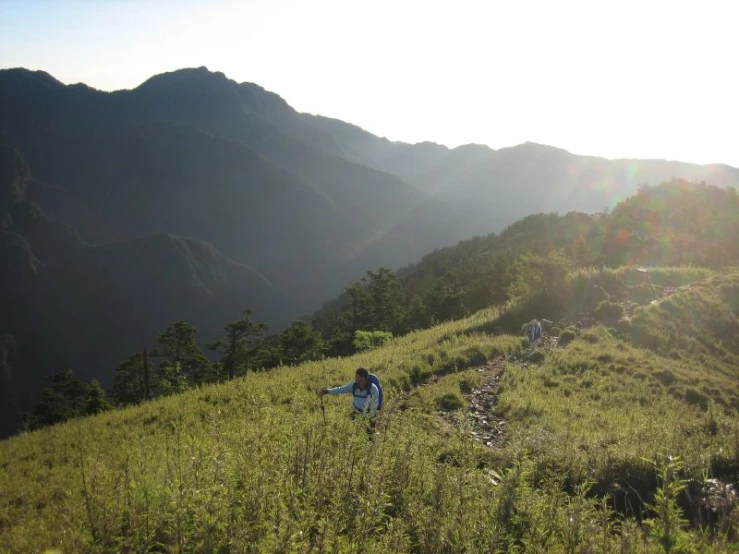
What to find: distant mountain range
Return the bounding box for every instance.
[0,146,272,435]
[1,65,738,436]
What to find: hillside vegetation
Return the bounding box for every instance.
[1,269,738,552]
[314,180,739,354]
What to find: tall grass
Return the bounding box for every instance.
[1,271,738,552]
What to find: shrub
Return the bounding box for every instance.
[438,392,463,411]
[464,346,487,367]
[719,283,739,314]
[559,328,577,346]
[387,375,411,392]
[653,370,676,386]
[410,364,432,386]
[630,284,657,304]
[439,356,467,376]
[659,298,679,315]
[459,378,475,394]
[353,330,393,352]
[528,350,546,364]
[615,318,632,336]
[684,387,709,410]
[594,301,625,326]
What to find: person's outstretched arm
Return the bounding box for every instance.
[322,382,353,395]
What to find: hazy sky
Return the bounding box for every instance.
[1,0,736,166]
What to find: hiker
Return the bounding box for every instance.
[321,367,381,431]
[525,319,543,351]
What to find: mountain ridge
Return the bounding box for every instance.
[9,65,737,168]
[2,65,739,440]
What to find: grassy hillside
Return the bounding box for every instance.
[1,270,738,552]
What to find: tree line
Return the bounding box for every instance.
[27,310,327,429]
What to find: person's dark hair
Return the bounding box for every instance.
[355,367,369,378]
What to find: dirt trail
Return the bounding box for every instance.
[441,357,508,448]
[442,336,562,448]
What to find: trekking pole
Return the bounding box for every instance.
[320,360,329,426]
[308,381,328,426]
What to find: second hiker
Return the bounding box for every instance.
[525,319,543,351]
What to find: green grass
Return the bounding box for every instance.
[485,265,718,334]
[498,326,739,486]
[407,368,483,414]
[2,272,739,552]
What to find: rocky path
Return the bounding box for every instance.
[442,336,563,447]
[441,357,508,448]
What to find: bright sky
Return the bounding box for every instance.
[1,0,737,166]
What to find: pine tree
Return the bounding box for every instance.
[85,379,111,414]
[155,320,210,386]
[207,309,268,379]
[29,370,109,429]
[345,281,368,335]
[156,360,189,395]
[279,320,325,365]
[364,267,405,333]
[569,234,591,267]
[112,352,152,405]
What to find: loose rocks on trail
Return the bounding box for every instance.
[441,358,507,448]
[440,336,562,447]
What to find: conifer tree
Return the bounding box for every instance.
[208,309,268,379]
[155,320,210,386]
[112,352,152,405]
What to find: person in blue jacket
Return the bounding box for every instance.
[321,367,381,430]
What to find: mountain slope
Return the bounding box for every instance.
[304,114,739,224]
[0,67,490,322]
[1,270,737,552]
[413,142,739,218]
[4,65,738,317]
[0,146,270,437]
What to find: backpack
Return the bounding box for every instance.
[352,373,384,410]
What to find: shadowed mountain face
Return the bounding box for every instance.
[0,67,489,323]
[0,146,271,436]
[2,67,737,297]
[1,66,738,437]
[0,67,486,436]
